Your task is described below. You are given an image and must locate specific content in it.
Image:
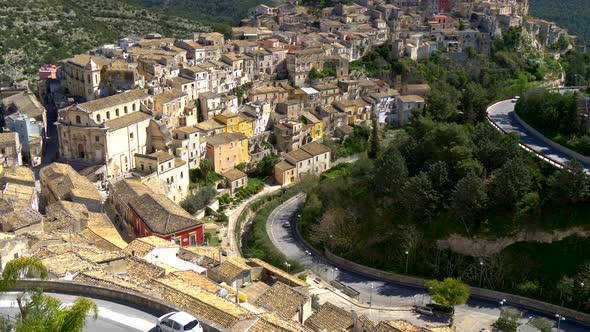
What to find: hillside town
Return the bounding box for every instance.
[0,0,577,331]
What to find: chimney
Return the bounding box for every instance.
[218,247,223,265]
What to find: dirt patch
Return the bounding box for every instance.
[436,226,590,257]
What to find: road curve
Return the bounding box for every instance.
[268,193,589,331]
[0,292,159,332]
[487,100,590,172]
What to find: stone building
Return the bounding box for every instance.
[56,90,156,177]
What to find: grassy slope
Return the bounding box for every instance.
[127,0,275,26]
[530,0,590,44]
[0,0,208,81]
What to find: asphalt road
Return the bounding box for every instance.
[0,292,160,332]
[487,100,590,172]
[268,194,589,331]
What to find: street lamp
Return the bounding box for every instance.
[284,261,291,274]
[555,313,566,331]
[404,251,409,274]
[479,261,484,287]
[499,299,506,308]
[369,282,374,309]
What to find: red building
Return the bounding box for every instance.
[437,0,450,13]
[129,191,204,247]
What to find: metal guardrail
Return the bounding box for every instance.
[485,101,566,170]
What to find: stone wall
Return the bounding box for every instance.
[11,279,221,332]
[323,251,590,325]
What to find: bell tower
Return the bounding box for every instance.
[84,58,101,101]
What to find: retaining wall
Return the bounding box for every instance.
[10,279,221,332]
[324,251,590,325]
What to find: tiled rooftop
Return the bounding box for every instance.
[304,302,353,332]
[255,282,307,319]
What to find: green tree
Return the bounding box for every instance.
[529,318,553,332]
[374,146,408,200]
[490,158,532,208]
[557,276,574,305]
[367,121,380,159]
[426,278,470,309]
[495,308,521,332]
[400,173,438,221]
[450,173,488,233]
[199,159,212,184]
[1,257,97,332]
[426,81,461,121]
[461,82,488,123]
[549,160,590,204]
[16,292,98,332]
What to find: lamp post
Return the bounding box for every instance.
[404,251,409,274]
[369,282,374,309]
[284,262,291,274]
[479,261,484,287]
[555,313,565,331]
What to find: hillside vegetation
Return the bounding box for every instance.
[0,0,208,81]
[530,0,590,44]
[128,0,274,32]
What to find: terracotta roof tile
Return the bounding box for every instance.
[304,302,353,332]
[255,282,308,319]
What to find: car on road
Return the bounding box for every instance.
[414,306,435,316]
[511,96,520,103]
[282,221,290,228]
[156,311,202,332]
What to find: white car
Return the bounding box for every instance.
[511,96,520,103]
[156,311,203,332]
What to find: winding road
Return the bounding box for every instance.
[0,292,160,332]
[268,194,589,331]
[487,100,590,172]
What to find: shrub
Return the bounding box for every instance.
[180,186,217,214]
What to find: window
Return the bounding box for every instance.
[106,111,110,119]
[160,165,164,171]
[115,109,119,116]
[75,115,81,124]
[96,114,101,122]
[95,136,99,142]
[124,106,128,114]
[168,162,171,168]
[140,164,144,171]
[189,233,197,246]
[180,171,183,179]
[132,104,136,111]
[130,132,134,139]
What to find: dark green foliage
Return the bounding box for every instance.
[180,187,217,214]
[128,0,272,26]
[515,89,587,155]
[367,121,380,159]
[251,153,280,177]
[300,117,590,313]
[530,0,590,45]
[322,125,370,158]
[0,0,208,81]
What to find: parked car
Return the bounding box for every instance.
[156,311,203,332]
[282,221,290,228]
[415,306,435,316]
[511,96,520,103]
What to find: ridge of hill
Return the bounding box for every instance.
[530,0,590,44]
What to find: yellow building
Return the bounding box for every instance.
[205,132,249,173]
[237,113,255,138]
[301,112,324,141]
[214,111,240,133]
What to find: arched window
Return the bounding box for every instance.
[75,115,81,124]
[106,111,110,119]
[124,106,128,114]
[115,109,119,117]
[96,114,101,122]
